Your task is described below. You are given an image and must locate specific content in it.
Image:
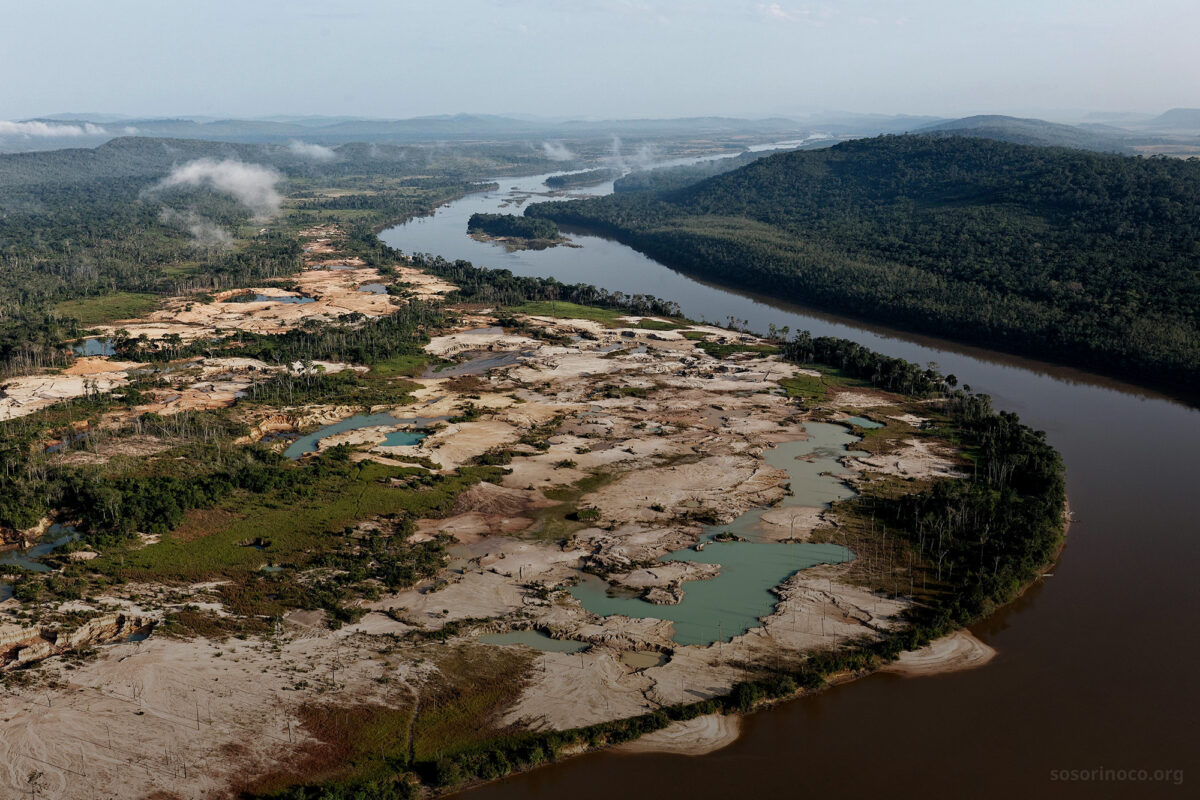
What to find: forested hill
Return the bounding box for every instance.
[527,135,1200,397]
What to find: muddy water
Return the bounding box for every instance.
[380,163,1200,798]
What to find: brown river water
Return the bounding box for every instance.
[379,164,1198,798]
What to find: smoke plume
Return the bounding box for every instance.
[541,141,575,161]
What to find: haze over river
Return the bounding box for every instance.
[380,160,1198,798]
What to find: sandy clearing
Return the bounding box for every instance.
[757,505,829,541]
[844,437,966,480]
[828,390,896,408]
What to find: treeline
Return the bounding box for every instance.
[544,168,620,190]
[0,136,556,375]
[527,135,1200,398]
[467,213,559,240]
[405,251,681,317]
[112,300,442,366]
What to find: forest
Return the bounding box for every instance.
[544,168,621,190]
[467,212,559,240]
[528,135,1200,397]
[0,136,553,377]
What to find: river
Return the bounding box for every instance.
[379,162,1198,798]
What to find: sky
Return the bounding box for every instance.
[2,0,1197,121]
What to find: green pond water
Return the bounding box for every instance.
[284,413,434,459]
[570,541,852,646]
[845,415,884,429]
[479,630,589,653]
[569,422,862,646]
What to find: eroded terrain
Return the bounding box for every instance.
[0,228,977,798]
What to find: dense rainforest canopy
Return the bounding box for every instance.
[528,135,1200,396]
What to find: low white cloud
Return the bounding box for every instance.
[541,141,575,161]
[0,120,107,137]
[159,208,233,249]
[759,3,804,22]
[154,158,283,218]
[757,3,836,25]
[287,140,337,161]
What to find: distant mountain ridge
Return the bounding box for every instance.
[916,114,1136,153]
[1,113,809,152]
[1147,108,1200,130]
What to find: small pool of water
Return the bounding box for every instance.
[381,431,426,447]
[72,338,116,357]
[283,413,438,459]
[845,416,884,429]
[359,283,388,294]
[479,630,589,653]
[255,294,314,304]
[422,350,525,379]
[620,651,668,670]
[45,432,90,454]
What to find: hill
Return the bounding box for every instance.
[916,114,1136,152]
[527,135,1200,396]
[1146,108,1200,130]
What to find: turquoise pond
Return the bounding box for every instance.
[71,338,116,356]
[845,415,884,429]
[568,422,863,646]
[283,413,436,459]
[570,541,852,647]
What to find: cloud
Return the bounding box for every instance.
[756,3,836,25]
[154,158,283,218]
[541,141,575,161]
[159,208,233,249]
[0,120,107,137]
[759,3,804,22]
[287,140,337,161]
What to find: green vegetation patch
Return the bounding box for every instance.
[55,292,160,326]
[502,300,626,325]
[695,340,780,359]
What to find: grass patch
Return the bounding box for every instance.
[369,353,429,378]
[778,373,826,401]
[411,644,533,762]
[56,292,160,325]
[106,462,503,580]
[239,702,415,796]
[503,300,625,326]
[695,340,780,359]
